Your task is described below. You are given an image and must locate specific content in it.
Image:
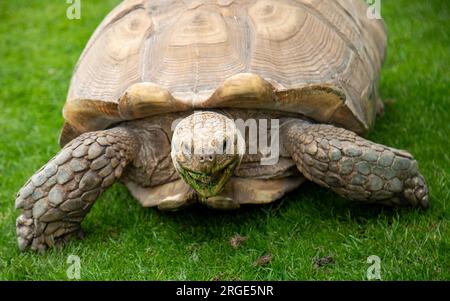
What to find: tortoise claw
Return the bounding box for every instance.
[403,174,429,208]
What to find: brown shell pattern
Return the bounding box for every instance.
[62,0,387,144]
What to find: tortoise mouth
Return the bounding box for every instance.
[178,158,239,198]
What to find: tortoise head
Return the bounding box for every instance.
[171,111,244,198]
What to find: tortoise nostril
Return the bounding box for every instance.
[199,156,204,162]
[208,155,214,161]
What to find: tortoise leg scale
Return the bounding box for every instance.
[282,120,429,208]
[15,127,139,251]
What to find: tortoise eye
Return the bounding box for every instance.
[222,139,229,153]
[182,141,192,157]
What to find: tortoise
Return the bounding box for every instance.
[15,0,429,251]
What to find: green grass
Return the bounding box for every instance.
[0,0,449,280]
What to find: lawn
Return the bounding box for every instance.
[0,0,448,280]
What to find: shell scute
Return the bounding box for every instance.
[62,0,386,144]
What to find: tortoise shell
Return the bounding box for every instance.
[61,0,387,145]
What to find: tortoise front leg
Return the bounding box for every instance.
[15,127,139,251]
[282,120,429,208]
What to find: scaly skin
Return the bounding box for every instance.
[15,113,430,252]
[282,120,429,207]
[15,127,139,251]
